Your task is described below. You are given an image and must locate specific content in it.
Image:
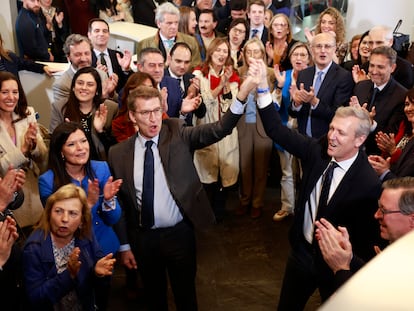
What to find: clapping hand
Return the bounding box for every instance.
[95,253,116,277]
[103,176,123,201]
[93,104,108,133]
[87,178,100,208]
[67,247,82,279]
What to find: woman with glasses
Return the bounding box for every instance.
[272,41,312,221]
[227,18,249,69]
[192,37,240,222]
[265,13,297,70]
[236,38,275,218]
[50,66,118,161]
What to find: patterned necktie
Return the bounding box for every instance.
[251,28,259,38]
[99,52,107,67]
[369,87,379,110]
[142,140,155,228]
[177,78,185,99]
[317,161,338,218]
[164,39,175,50]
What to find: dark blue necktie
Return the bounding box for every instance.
[251,29,259,38]
[142,140,154,228]
[177,78,185,99]
[317,161,338,218]
[369,87,379,110]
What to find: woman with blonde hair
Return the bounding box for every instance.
[236,37,275,218]
[192,37,240,222]
[266,13,297,70]
[23,183,116,310]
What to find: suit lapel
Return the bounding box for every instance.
[157,124,171,174]
[318,63,337,95]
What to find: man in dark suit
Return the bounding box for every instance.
[108,75,256,310]
[130,0,166,28]
[352,46,407,155]
[88,18,132,92]
[250,58,383,310]
[137,47,201,121]
[290,32,354,139]
[247,0,268,46]
[165,42,206,124]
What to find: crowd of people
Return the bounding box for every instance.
[2,0,414,310]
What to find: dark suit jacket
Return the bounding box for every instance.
[130,0,164,27]
[384,137,414,181]
[353,77,406,154]
[108,110,242,247]
[1,52,45,78]
[164,69,207,124]
[289,62,354,138]
[91,49,132,92]
[361,56,414,89]
[259,104,383,263]
[160,75,183,119]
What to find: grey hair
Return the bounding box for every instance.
[369,25,394,41]
[334,106,371,138]
[155,2,180,24]
[137,47,164,66]
[63,34,92,56]
[383,177,414,215]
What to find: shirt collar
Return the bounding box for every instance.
[137,133,159,147]
[331,151,359,172]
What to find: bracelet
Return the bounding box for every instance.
[257,87,270,94]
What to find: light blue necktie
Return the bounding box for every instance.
[164,39,175,49]
[306,71,324,137]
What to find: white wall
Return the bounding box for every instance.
[0,0,18,51]
[346,0,414,41]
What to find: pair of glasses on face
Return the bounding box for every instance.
[377,207,402,216]
[135,107,163,118]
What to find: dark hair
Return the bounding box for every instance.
[199,9,218,22]
[63,67,103,122]
[230,0,247,11]
[138,47,164,65]
[88,18,110,33]
[401,88,414,136]
[0,71,30,121]
[228,18,249,48]
[370,46,397,66]
[248,0,265,11]
[357,30,370,65]
[119,72,157,117]
[170,41,192,57]
[382,177,414,215]
[127,86,162,112]
[48,122,95,190]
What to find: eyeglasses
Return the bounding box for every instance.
[377,207,403,216]
[272,23,287,28]
[368,40,385,47]
[231,27,246,35]
[291,52,308,58]
[134,107,163,118]
[313,44,335,50]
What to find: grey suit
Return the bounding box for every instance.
[108,108,243,310]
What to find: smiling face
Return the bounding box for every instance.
[359,35,371,59]
[61,129,90,167]
[374,188,413,242]
[68,41,92,70]
[368,53,395,86]
[404,96,414,124]
[0,79,19,114]
[73,73,97,104]
[320,13,336,33]
[289,46,310,72]
[326,116,365,162]
[88,20,110,50]
[50,197,83,244]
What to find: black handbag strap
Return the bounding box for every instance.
[393,19,403,34]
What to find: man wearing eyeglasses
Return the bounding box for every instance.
[315,176,414,290]
[290,32,354,139]
[108,73,258,310]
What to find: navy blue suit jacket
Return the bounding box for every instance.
[92,49,132,92]
[1,51,45,78]
[160,75,183,118]
[289,62,354,138]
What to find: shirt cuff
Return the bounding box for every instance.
[230,98,246,114]
[119,244,131,252]
[257,93,273,109]
[291,101,302,111]
[379,169,390,181]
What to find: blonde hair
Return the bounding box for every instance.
[315,7,345,44]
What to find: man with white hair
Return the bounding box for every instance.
[136,2,201,69]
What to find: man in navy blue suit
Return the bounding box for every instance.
[247,0,268,46]
[165,42,206,124]
[137,47,201,121]
[290,32,354,139]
